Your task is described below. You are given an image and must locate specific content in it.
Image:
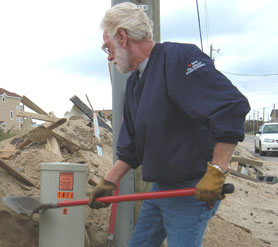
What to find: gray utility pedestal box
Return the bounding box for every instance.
[39,162,87,247]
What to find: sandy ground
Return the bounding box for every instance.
[0,119,277,247]
[215,142,278,246]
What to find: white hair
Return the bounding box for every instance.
[100,2,153,41]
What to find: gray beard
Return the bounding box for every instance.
[113,41,130,74]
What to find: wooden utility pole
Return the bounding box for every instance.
[210,44,213,59]
[274,104,277,122]
[210,44,220,63]
[253,110,255,134]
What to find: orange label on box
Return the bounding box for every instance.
[57,191,74,199]
[62,208,68,215]
[59,172,74,190]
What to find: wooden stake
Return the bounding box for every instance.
[85,94,103,156]
[0,157,36,187]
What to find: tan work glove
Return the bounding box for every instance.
[88,178,117,209]
[195,162,229,208]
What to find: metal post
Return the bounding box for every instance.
[129,0,161,226]
[111,64,135,247]
[109,1,160,246]
[110,1,133,246]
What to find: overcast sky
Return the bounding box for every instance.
[0,0,277,121]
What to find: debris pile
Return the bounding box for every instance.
[0,116,114,247]
[0,95,277,247]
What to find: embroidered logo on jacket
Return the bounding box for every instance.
[186,61,206,75]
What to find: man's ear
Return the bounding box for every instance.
[117,28,128,47]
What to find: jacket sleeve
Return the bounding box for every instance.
[165,44,250,143]
[116,96,141,169]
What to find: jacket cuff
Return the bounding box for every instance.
[117,153,140,169]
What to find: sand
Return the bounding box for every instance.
[0,118,276,246]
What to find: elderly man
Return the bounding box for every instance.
[89,2,250,247]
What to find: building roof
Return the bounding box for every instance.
[270,109,278,117]
[0,88,21,99]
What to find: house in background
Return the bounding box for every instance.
[0,88,23,131]
[270,109,278,123]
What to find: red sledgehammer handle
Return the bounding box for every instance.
[98,187,196,203]
[57,184,234,207]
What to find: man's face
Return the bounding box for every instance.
[112,39,130,74]
[102,30,130,74]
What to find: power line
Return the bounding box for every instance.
[203,0,211,51]
[195,0,203,51]
[221,71,278,77]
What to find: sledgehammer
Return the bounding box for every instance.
[2,184,234,216]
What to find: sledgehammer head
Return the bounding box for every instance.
[221,183,234,195]
[2,196,41,216]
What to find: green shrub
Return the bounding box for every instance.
[0,128,18,142]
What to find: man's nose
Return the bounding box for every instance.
[108,53,113,61]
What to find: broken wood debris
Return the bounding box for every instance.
[70,95,93,121]
[229,156,263,182]
[17,95,61,133]
[16,111,59,122]
[15,118,67,150]
[45,136,62,158]
[230,156,263,167]
[0,157,36,187]
[23,126,81,153]
[229,169,261,183]
[20,96,48,115]
[70,95,112,132]
[0,143,19,160]
[10,137,25,146]
[0,150,16,160]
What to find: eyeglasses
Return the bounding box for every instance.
[101,44,110,55]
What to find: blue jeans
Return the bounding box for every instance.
[129,179,220,247]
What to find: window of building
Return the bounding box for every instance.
[10,111,13,120]
[2,96,5,102]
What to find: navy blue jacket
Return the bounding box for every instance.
[117,42,250,184]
